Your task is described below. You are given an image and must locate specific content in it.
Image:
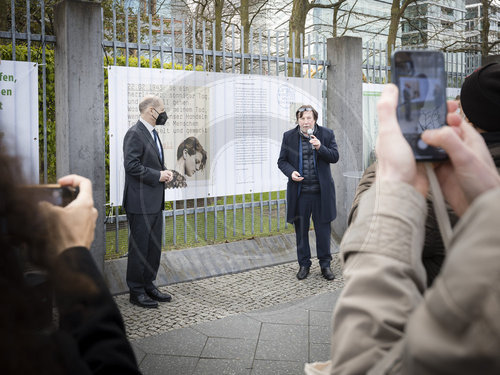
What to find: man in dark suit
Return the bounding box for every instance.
[278,105,339,280]
[123,95,173,308]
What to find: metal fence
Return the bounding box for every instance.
[362,42,482,87]
[0,0,56,184]
[0,1,330,259]
[1,1,485,258]
[101,7,331,257]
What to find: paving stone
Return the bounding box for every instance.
[132,327,207,357]
[254,337,309,362]
[246,305,310,326]
[259,323,308,343]
[251,359,305,375]
[309,343,331,363]
[200,337,257,363]
[131,342,146,365]
[304,289,342,312]
[193,359,252,375]
[309,325,331,344]
[139,354,198,375]
[193,314,262,340]
[309,310,334,327]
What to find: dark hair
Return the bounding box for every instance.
[0,145,66,374]
[176,137,207,170]
[295,105,318,122]
[460,62,500,132]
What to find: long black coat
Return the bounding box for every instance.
[122,120,166,214]
[277,124,339,224]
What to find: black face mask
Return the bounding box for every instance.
[154,109,168,125]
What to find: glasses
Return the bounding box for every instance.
[297,107,313,113]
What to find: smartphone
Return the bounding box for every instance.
[22,184,79,207]
[392,50,448,161]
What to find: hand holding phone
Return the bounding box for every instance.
[37,175,98,255]
[23,184,79,207]
[376,84,429,197]
[392,50,448,161]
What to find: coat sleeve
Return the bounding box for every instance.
[123,129,161,187]
[53,247,141,375]
[330,181,427,375]
[316,128,339,164]
[277,133,296,178]
[332,184,500,375]
[347,162,377,225]
[400,187,500,374]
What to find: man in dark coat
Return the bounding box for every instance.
[278,105,339,280]
[123,95,173,308]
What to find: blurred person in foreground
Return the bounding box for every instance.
[348,62,500,287]
[0,149,141,374]
[305,84,500,374]
[278,105,339,281]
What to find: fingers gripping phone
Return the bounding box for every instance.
[23,184,79,207]
[392,50,448,161]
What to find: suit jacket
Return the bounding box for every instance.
[122,120,166,214]
[277,124,339,224]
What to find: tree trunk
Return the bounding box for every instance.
[481,0,490,57]
[288,0,309,77]
[333,5,339,38]
[215,0,224,71]
[386,0,401,77]
[240,0,250,73]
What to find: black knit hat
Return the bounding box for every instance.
[460,62,500,132]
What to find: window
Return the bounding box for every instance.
[441,21,453,30]
[466,8,478,20]
[401,33,427,46]
[465,20,476,31]
[442,7,454,17]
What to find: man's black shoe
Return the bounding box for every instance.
[321,267,335,280]
[296,266,310,280]
[146,288,172,302]
[130,293,158,308]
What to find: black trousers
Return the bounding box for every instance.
[126,211,163,295]
[293,192,332,268]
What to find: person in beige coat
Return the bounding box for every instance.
[306,84,500,374]
[347,62,500,288]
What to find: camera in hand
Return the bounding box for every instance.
[392,50,448,161]
[22,184,79,207]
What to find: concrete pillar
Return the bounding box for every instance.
[327,37,363,239]
[55,0,105,270]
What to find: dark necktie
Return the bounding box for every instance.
[152,129,163,163]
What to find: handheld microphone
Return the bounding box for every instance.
[307,129,314,149]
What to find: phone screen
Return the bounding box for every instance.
[22,185,78,207]
[393,50,447,160]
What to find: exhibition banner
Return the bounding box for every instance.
[108,66,323,205]
[0,61,39,182]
